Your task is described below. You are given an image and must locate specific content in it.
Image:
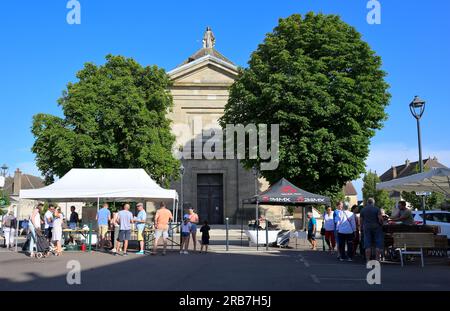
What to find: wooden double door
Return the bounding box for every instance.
[197,174,224,224]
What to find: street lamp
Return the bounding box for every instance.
[1,164,8,177]
[409,95,426,224]
[252,165,260,250]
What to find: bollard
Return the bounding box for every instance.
[322,232,326,251]
[265,222,269,251]
[226,217,229,251]
[88,222,92,252]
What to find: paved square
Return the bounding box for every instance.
[1,248,449,291]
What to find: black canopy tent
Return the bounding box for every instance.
[241,178,331,248]
[243,178,331,206]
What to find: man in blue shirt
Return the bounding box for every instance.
[307,211,317,250]
[96,203,111,249]
[135,203,147,255]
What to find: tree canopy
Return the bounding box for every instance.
[362,171,394,214]
[220,13,390,196]
[401,191,446,211]
[32,55,179,185]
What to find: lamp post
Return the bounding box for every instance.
[409,95,426,225]
[1,164,8,177]
[252,165,260,250]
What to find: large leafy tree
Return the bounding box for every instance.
[220,13,390,196]
[362,171,394,214]
[32,55,179,185]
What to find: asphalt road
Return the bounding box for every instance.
[1,247,449,291]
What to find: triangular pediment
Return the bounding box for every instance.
[168,55,238,85]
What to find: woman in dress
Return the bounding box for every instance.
[52,208,63,256]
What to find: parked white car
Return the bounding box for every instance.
[412,210,450,240]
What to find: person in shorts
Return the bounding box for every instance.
[96,203,111,249]
[135,203,147,255]
[187,208,199,252]
[117,203,133,256]
[200,220,210,254]
[307,211,317,250]
[360,198,384,262]
[52,208,63,256]
[180,215,192,254]
[152,202,173,256]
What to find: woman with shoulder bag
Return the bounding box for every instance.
[322,206,336,252]
[336,204,356,262]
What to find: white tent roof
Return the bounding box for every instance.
[19,169,178,201]
[376,167,450,196]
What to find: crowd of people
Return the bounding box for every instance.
[306,198,415,263]
[23,201,211,257]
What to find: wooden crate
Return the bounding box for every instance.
[434,235,449,249]
[393,233,435,248]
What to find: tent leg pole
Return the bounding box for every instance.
[256,200,259,251]
[240,203,243,247]
[15,203,20,252]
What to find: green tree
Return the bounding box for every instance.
[220,13,390,197]
[362,171,394,213]
[32,55,179,185]
[401,191,446,210]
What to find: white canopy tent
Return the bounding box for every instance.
[376,167,450,196]
[20,168,179,220]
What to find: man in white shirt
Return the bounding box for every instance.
[44,205,55,242]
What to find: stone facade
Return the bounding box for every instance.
[167,28,267,224]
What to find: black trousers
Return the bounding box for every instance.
[338,232,354,260]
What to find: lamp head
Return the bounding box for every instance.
[409,95,426,119]
[179,163,185,175]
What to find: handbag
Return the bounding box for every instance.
[320,219,326,236]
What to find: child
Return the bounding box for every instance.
[180,215,192,254]
[52,208,63,256]
[200,220,210,253]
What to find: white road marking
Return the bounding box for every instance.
[310,274,320,283]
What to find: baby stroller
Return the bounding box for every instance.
[275,230,291,248]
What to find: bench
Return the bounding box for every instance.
[393,233,435,267]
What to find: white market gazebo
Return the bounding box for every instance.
[20,168,179,220]
[376,167,450,196]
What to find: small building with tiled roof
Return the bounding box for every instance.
[379,157,448,202]
[2,168,45,196]
[380,157,447,182]
[343,181,358,207]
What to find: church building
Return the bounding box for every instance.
[167,27,267,224]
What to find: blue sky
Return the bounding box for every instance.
[0,0,449,198]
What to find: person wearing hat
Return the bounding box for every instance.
[2,211,17,249]
[180,214,192,254]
